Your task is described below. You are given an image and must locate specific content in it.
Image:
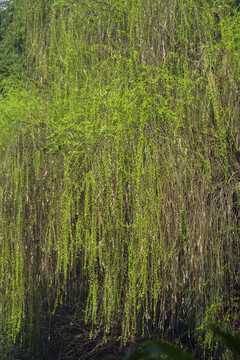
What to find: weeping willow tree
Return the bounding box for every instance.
[1,0,240,358]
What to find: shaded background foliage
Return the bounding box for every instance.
[1,0,240,359]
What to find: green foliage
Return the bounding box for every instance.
[0,0,240,358]
[0,1,24,84]
[125,327,240,360]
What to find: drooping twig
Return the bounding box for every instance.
[91,0,128,15]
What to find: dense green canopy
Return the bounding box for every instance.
[0,0,240,358]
